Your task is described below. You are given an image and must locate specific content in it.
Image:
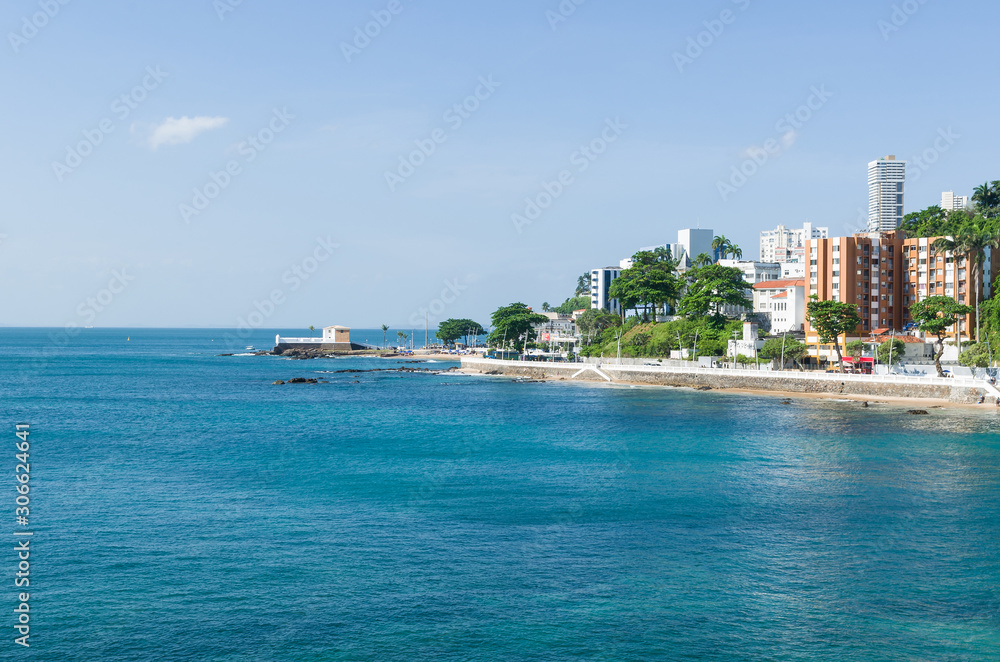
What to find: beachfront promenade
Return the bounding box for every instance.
[460,357,1000,405]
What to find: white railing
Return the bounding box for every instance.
[461,358,994,390]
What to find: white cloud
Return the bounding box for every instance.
[147,116,229,149]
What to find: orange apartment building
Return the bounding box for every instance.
[803,231,998,349]
[900,236,999,341]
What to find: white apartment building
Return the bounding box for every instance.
[759,222,828,263]
[716,259,782,319]
[753,279,806,335]
[868,155,907,232]
[590,267,622,314]
[941,191,969,211]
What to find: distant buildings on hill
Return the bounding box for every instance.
[941,190,969,211]
[760,222,828,263]
[584,154,978,343]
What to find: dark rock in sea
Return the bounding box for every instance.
[287,377,318,384]
[907,410,929,415]
[695,386,713,391]
[273,380,285,385]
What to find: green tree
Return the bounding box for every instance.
[972,181,1000,218]
[486,303,548,351]
[577,308,620,345]
[959,343,991,368]
[712,235,732,260]
[874,339,905,366]
[932,217,1000,343]
[910,295,973,377]
[381,324,389,348]
[678,265,752,327]
[541,302,550,312]
[609,250,680,321]
[900,205,956,238]
[436,318,485,346]
[729,244,743,260]
[806,296,861,373]
[693,252,714,267]
[575,272,591,297]
[553,296,590,315]
[308,325,315,337]
[759,335,807,370]
[846,339,866,361]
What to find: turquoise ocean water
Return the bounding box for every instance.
[2,328,999,661]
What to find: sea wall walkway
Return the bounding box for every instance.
[460,358,1000,405]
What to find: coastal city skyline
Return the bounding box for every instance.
[3,1,999,330]
[5,3,1000,659]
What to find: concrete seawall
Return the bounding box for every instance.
[460,358,1000,405]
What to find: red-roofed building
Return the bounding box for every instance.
[753,278,806,334]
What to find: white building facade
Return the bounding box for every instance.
[941,191,969,211]
[753,279,806,335]
[868,155,907,232]
[759,222,828,263]
[590,267,622,314]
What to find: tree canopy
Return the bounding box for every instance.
[608,249,680,320]
[910,295,973,376]
[874,339,905,366]
[486,303,548,351]
[436,318,485,345]
[759,335,807,369]
[678,264,752,327]
[806,296,860,371]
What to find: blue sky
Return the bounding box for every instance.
[1,0,997,329]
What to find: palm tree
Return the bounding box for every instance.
[693,252,714,267]
[381,324,389,349]
[972,182,1000,218]
[308,325,315,337]
[933,218,1000,343]
[712,235,731,260]
[542,302,550,312]
[396,331,405,348]
[729,244,743,260]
